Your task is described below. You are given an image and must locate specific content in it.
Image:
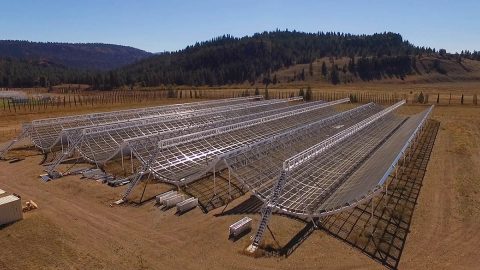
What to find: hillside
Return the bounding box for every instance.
[0,31,479,89]
[269,55,480,86]
[0,57,93,87]
[117,31,480,87]
[0,40,152,70]
[118,31,424,86]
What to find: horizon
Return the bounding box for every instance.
[1,0,479,53]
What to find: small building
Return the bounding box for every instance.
[0,189,5,197]
[0,195,23,226]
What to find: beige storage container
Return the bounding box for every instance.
[0,195,23,226]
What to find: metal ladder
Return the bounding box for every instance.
[0,140,18,159]
[119,145,162,203]
[249,170,288,251]
[121,172,144,201]
[45,135,82,177]
[0,126,30,159]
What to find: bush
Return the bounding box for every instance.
[417,92,425,104]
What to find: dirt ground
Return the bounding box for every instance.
[0,97,479,269]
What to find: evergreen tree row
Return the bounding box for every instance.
[119,31,429,86]
[1,30,476,88]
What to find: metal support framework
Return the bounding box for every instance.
[34,95,264,126]
[21,96,263,152]
[120,98,349,201]
[124,98,325,158]
[218,102,377,163]
[221,103,383,206]
[0,124,31,159]
[249,170,289,250]
[306,106,433,218]
[144,99,347,182]
[158,98,349,150]
[121,146,160,201]
[283,100,406,172]
[76,97,300,162]
[247,100,414,251]
[81,97,295,136]
[44,98,298,176]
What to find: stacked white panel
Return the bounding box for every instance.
[156,191,178,204]
[229,217,252,237]
[176,198,198,213]
[164,194,186,208]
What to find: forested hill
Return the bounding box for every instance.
[1,31,479,88]
[0,40,152,70]
[118,31,437,86]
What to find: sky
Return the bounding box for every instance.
[0,0,478,53]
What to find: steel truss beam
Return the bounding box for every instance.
[121,98,349,201]
[32,95,263,126]
[88,98,301,163]
[125,99,332,165]
[149,99,348,184]
[248,100,406,251]
[157,98,349,149]
[283,100,406,171]
[218,102,376,163]
[45,98,295,176]
[0,124,31,159]
[27,96,263,151]
[221,103,381,200]
[82,98,298,136]
[305,105,433,217]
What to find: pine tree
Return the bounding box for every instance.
[418,92,425,104]
[309,62,314,76]
[349,93,358,103]
[331,65,340,85]
[167,85,175,98]
[305,86,313,101]
[348,57,356,75]
[299,88,305,97]
[321,61,328,78]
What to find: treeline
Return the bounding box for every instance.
[354,55,413,81]
[458,50,480,61]
[0,57,127,90]
[1,30,476,88]
[0,57,95,88]
[0,40,151,70]
[119,31,431,86]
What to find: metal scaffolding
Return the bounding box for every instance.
[120,98,350,201]
[75,97,300,164]
[2,94,435,255]
[27,95,263,151]
[242,102,434,252]
[44,97,300,176]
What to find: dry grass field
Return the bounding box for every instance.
[0,82,479,269]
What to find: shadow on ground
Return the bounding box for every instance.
[183,172,246,213]
[320,119,439,269]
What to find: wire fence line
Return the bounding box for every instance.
[0,89,477,114]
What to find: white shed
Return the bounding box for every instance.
[0,195,23,226]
